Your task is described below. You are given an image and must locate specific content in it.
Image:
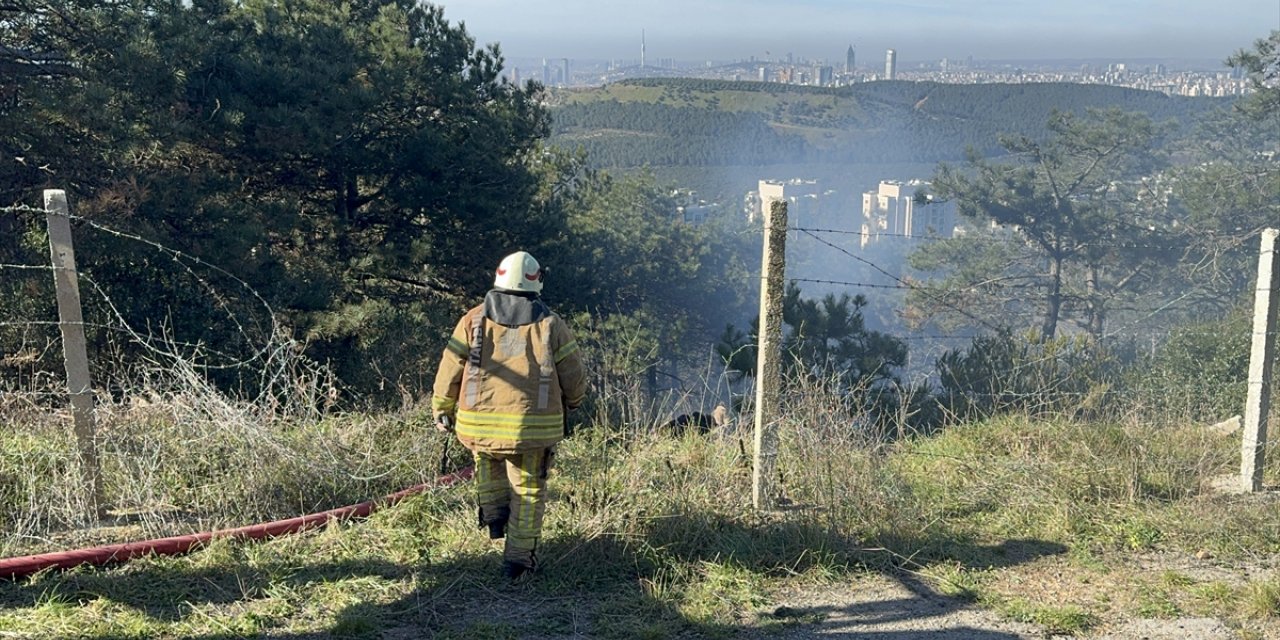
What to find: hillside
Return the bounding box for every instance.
[4,398,1278,639]
[550,78,1230,168]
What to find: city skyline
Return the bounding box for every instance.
[439,0,1279,64]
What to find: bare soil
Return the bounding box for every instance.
[758,549,1278,640]
[765,572,1242,639]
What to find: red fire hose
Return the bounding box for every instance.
[0,467,473,580]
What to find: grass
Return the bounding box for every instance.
[1000,598,1098,634]
[5,374,1280,637]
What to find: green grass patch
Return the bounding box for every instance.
[1187,581,1239,616]
[1000,598,1098,634]
[1241,578,1280,618]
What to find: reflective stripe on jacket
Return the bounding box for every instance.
[432,301,587,454]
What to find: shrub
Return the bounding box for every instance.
[936,329,1120,420]
[1125,308,1252,422]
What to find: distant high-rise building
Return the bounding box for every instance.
[815,65,833,86]
[561,58,570,86]
[511,67,520,85]
[541,58,549,85]
[641,29,646,68]
[758,66,768,82]
[885,49,897,80]
[846,45,855,73]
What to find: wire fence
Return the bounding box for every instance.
[0,202,287,377]
[0,195,1273,554]
[1,203,1272,397]
[715,220,1280,428]
[784,223,1267,331]
[0,202,456,557]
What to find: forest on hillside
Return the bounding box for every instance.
[2,1,1279,430]
[0,0,752,404]
[551,78,1230,166]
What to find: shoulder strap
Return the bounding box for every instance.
[464,311,485,407]
[537,316,554,410]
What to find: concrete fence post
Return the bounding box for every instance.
[44,189,104,520]
[753,199,787,510]
[1241,228,1280,493]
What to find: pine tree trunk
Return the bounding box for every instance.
[1042,254,1062,339]
[1086,263,1105,338]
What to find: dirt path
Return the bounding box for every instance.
[761,573,1239,639]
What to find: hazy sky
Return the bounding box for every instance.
[437,0,1280,64]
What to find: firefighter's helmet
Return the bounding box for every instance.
[493,251,543,293]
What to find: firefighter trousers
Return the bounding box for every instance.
[473,447,553,568]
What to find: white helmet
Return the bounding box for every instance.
[493,251,543,293]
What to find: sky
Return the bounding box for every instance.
[435,0,1280,65]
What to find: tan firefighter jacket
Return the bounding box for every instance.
[432,290,587,454]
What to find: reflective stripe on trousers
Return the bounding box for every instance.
[472,447,552,566]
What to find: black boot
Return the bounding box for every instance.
[502,558,538,581]
[501,560,529,580]
[478,506,510,540]
[488,520,506,540]
[501,549,537,581]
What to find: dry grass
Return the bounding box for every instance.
[5,362,1280,637]
[0,356,453,558]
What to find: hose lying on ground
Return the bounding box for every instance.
[0,467,474,580]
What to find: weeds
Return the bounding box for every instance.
[0,359,453,558]
[999,598,1098,634]
[1242,578,1280,618]
[4,360,1280,637]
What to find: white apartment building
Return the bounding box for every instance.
[748,179,822,223]
[860,180,956,248]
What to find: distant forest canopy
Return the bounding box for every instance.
[550,78,1231,167]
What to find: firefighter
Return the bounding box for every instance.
[431,251,587,580]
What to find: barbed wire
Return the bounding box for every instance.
[0,263,52,272]
[733,271,1280,349]
[795,228,1009,334]
[756,225,1275,395]
[791,226,928,240]
[737,272,1229,337]
[788,277,910,290]
[69,214,279,357]
[74,272,276,372]
[791,225,1265,251]
[0,320,61,328]
[0,203,43,216]
[2,202,284,372]
[788,225,1273,342]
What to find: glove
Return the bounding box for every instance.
[435,414,454,433]
[563,403,576,439]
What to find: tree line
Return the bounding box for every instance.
[0,0,750,402]
[4,1,1278,424]
[551,79,1227,167]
